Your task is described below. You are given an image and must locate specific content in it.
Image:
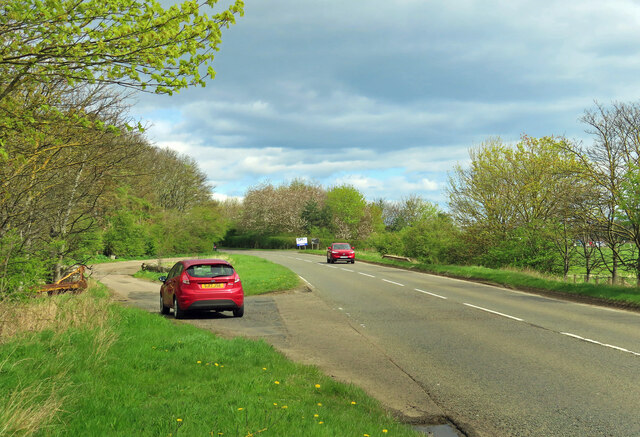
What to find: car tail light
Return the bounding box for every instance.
[181,272,190,285]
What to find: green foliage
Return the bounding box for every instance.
[479,222,561,274]
[366,232,404,256]
[102,210,152,257]
[326,185,367,239]
[300,200,332,234]
[222,232,300,250]
[151,204,229,255]
[0,0,244,99]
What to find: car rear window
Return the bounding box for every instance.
[333,243,351,250]
[186,264,234,278]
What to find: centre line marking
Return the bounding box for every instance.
[341,268,354,272]
[325,265,338,269]
[304,260,313,263]
[415,288,447,299]
[358,272,375,278]
[463,303,524,321]
[383,279,404,287]
[561,332,640,357]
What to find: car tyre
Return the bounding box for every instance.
[160,294,170,315]
[351,260,355,264]
[233,305,244,318]
[173,297,185,319]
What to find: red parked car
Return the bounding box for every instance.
[159,259,244,319]
[327,242,355,264]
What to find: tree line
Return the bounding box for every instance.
[1,0,243,294]
[227,102,640,285]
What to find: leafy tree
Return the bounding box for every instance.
[0,0,244,100]
[570,102,640,283]
[448,135,586,271]
[325,185,367,240]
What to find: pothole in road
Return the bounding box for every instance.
[412,423,465,437]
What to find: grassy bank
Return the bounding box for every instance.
[133,252,301,297]
[0,283,419,436]
[305,249,640,307]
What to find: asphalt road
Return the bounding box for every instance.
[93,252,640,437]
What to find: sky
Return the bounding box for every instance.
[131,0,640,207]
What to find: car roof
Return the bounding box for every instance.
[180,259,232,268]
[331,242,350,245]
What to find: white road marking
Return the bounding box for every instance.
[298,276,311,286]
[561,332,640,357]
[463,303,524,321]
[304,260,313,263]
[415,288,448,299]
[383,279,405,287]
[341,268,354,272]
[358,272,375,278]
[295,258,304,261]
[325,265,338,269]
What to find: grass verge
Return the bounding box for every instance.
[133,252,301,297]
[0,283,419,436]
[304,249,640,308]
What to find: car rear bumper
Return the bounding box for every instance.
[178,287,244,311]
[186,299,241,311]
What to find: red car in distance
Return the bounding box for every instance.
[159,259,244,319]
[327,242,355,264]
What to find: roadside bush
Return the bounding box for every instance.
[366,232,404,256]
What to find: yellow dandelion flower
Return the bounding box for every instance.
[262,367,267,371]
[314,414,319,418]
[274,381,280,385]
[273,403,278,406]
[281,405,288,409]
[314,384,321,388]
[382,430,388,433]
[351,401,357,405]
[317,403,322,406]
[176,418,182,422]
[318,421,324,425]
[215,363,219,366]
[238,408,243,411]
[221,365,224,368]
[364,434,370,437]
[197,361,201,364]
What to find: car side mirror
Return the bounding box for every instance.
[327,247,331,250]
[351,247,355,250]
[159,276,167,282]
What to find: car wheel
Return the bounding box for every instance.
[160,294,170,315]
[173,297,185,319]
[233,305,244,318]
[351,260,355,264]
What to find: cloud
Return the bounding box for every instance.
[133,0,640,208]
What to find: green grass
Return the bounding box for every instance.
[133,252,300,296]
[0,284,419,436]
[303,249,640,307]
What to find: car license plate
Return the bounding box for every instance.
[201,283,225,289]
[340,256,348,258]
